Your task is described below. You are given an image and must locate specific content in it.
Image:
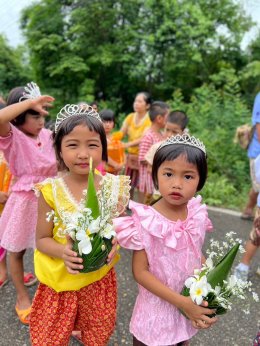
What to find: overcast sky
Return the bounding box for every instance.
[0,0,259,49]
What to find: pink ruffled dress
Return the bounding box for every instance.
[0,125,57,252]
[113,196,213,346]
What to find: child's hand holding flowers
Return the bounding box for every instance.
[46,157,129,273]
[62,235,84,274]
[179,296,217,329]
[181,232,259,317]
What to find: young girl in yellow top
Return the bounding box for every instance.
[30,104,130,345]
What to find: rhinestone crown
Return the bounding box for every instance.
[19,81,41,102]
[158,134,206,154]
[55,104,102,133]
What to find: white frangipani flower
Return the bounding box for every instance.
[205,257,214,270]
[189,280,210,305]
[88,217,101,234]
[100,224,116,239]
[185,275,199,288]
[76,230,92,255]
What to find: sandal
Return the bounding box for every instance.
[71,331,84,345]
[241,213,254,221]
[15,305,31,325]
[0,278,8,289]
[24,273,38,287]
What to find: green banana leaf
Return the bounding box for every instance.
[206,243,240,288]
[72,159,114,273]
[73,236,113,273]
[85,157,100,219]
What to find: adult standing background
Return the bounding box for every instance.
[120,92,152,199]
[242,92,260,220]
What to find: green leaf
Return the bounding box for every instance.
[85,157,100,220]
[207,243,240,288]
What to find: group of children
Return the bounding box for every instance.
[0,82,258,345]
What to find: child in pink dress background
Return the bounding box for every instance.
[0,83,56,324]
[138,101,169,204]
[114,134,218,345]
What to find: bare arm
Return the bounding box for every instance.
[256,123,260,143]
[132,250,217,329]
[0,191,8,204]
[0,96,54,137]
[107,157,124,171]
[123,138,142,149]
[36,193,83,274]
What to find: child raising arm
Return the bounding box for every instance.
[0,83,56,325]
[114,134,217,346]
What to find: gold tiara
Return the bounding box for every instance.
[19,81,41,102]
[55,104,102,133]
[158,134,206,154]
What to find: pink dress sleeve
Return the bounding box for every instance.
[188,195,213,234]
[113,201,143,250]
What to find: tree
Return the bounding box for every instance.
[0,35,29,98]
[21,0,252,112]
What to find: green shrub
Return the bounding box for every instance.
[168,78,251,210]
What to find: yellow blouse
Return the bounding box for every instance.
[34,174,130,292]
[123,112,151,155]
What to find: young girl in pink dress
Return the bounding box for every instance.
[0,83,57,324]
[113,134,218,346]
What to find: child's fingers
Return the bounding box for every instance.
[65,260,83,271]
[111,237,118,245]
[43,102,54,109]
[107,239,118,262]
[41,95,55,102]
[65,266,80,275]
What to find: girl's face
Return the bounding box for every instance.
[102,120,114,135]
[19,113,45,138]
[60,124,103,176]
[157,154,199,207]
[133,94,149,114]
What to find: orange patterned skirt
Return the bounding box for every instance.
[30,268,117,346]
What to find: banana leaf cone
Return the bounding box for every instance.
[181,243,240,316]
[72,237,113,273]
[206,243,240,288]
[72,157,113,273]
[84,157,99,219]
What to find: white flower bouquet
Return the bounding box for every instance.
[181,232,259,316]
[47,158,116,273]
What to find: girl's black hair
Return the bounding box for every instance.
[136,91,153,106]
[7,86,40,126]
[152,144,207,192]
[53,114,108,170]
[100,109,115,122]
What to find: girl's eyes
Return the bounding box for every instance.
[162,173,194,180]
[66,143,99,148]
[184,175,193,180]
[163,172,172,177]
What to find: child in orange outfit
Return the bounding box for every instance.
[100,109,125,175]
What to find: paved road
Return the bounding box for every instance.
[0,208,259,346]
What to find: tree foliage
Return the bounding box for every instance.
[0,0,258,208]
[0,35,29,98]
[168,73,251,208]
[20,0,252,111]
